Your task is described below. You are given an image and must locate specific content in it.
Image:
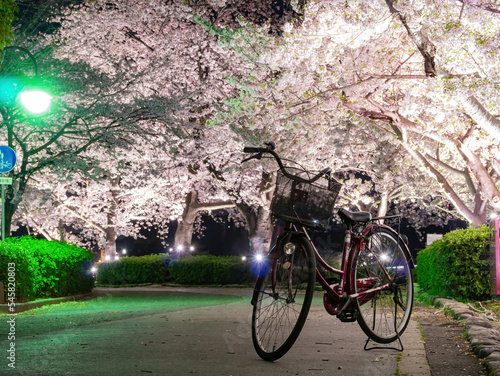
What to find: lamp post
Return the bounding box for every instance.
[0,46,51,240]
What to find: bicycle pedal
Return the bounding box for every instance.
[337,309,358,323]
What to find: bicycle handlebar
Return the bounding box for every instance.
[242,142,331,184]
[243,147,264,153]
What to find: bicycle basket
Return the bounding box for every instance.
[270,168,342,230]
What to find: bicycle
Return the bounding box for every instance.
[242,142,414,361]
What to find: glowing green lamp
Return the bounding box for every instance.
[18,89,52,114]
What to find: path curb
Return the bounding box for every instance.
[0,291,98,314]
[433,297,500,375]
[398,314,432,376]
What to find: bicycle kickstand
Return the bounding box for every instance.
[363,300,404,352]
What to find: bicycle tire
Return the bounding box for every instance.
[251,235,316,361]
[354,227,414,343]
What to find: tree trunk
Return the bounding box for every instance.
[174,191,198,249]
[174,190,235,249]
[3,174,26,239]
[58,219,66,242]
[248,206,273,254]
[461,95,500,143]
[235,171,275,253]
[104,177,120,259]
[375,191,390,224]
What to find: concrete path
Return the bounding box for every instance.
[0,287,429,375]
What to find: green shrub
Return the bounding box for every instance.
[416,225,490,301]
[97,254,172,285]
[0,241,38,301]
[0,236,94,301]
[169,255,248,285]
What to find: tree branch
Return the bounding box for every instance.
[402,142,482,224]
[457,0,500,14]
[425,153,476,196]
[461,95,500,142]
[384,0,437,77]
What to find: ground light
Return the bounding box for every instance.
[251,252,268,277]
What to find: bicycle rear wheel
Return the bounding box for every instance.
[354,227,414,343]
[251,235,316,361]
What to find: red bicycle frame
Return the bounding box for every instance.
[272,222,402,316]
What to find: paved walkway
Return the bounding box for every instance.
[0,287,430,375]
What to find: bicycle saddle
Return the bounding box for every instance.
[338,209,372,224]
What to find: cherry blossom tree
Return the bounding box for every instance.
[15,134,185,257]
[196,0,500,226]
[5,0,255,255]
[0,19,185,240]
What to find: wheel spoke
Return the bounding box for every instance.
[355,228,413,343]
[252,237,316,361]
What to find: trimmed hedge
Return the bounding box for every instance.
[97,254,172,285]
[97,254,250,286]
[416,225,490,301]
[169,255,248,285]
[0,241,38,301]
[0,236,94,301]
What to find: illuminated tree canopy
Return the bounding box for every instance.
[2,0,499,255]
[200,0,500,225]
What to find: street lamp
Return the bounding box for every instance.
[18,89,52,114]
[1,46,52,112]
[0,46,51,240]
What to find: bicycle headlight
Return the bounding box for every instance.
[283,242,295,255]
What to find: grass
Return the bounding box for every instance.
[0,291,243,339]
[395,353,402,376]
[414,283,436,306]
[415,283,500,323]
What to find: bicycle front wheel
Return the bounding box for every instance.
[354,227,414,343]
[251,235,316,361]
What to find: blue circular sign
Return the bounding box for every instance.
[0,146,16,173]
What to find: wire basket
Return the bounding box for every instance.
[271,168,342,230]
